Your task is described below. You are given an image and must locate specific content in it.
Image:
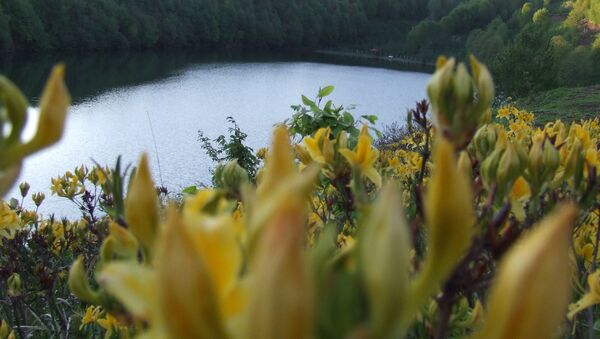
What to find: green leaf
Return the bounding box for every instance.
[318,86,335,98]
[302,95,315,106]
[182,186,198,195]
[361,114,378,124]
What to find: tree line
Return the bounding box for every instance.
[405,0,600,95]
[0,0,430,53]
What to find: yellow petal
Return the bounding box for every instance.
[27,64,71,151]
[156,208,227,339]
[98,262,157,322]
[339,148,359,165]
[125,154,159,257]
[423,137,475,282]
[185,214,242,303]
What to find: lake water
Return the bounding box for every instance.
[0,50,431,217]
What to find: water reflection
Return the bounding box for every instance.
[0,50,432,104]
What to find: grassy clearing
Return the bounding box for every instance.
[515,85,600,124]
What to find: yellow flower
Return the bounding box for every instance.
[497,107,510,119]
[568,270,600,320]
[339,124,381,187]
[472,204,577,339]
[97,313,119,339]
[79,306,101,330]
[303,127,332,164]
[0,202,20,241]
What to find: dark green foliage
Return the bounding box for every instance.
[0,0,418,53]
[286,86,379,142]
[198,116,259,182]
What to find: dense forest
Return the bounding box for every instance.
[0,0,599,95]
[0,0,426,52]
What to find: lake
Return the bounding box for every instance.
[0,50,431,217]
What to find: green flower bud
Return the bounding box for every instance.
[18,182,30,198]
[527,134,545,187]
[7,273,21,297]
[361,185,411,337]
[470,55,495,116]
[458,151,473,180]
[221,159,249,194]
[497,143,523,190]
[473,124,497,161]
[8,198,18,210]
[32,192,45,207]
[542,140,560,180]
[480,148,503,187]
[428,55,495,149]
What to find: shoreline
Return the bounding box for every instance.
[315,49,436,68]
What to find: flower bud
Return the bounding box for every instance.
[407,137,475,328]
[497,143,523,190]
[74,165,88,182]
[458,151,472,179]
[294,144,312,165]
[18,182,29,198]
[125,154,159,256]
[7,273,21,297]
[32,192,45,207]
[470,55,495,115]
[542,140,560,179]
[472,204,577,339]
[422,136,475,283]
[361,185,411,338]
[68,256,100,304]
[528,134,544,177]
[453,63,472,109]
[337,131,348,150]
[0,319,7,337]
[473,124,497,161]
[246,127,315,339]
[428,55,494,148]
[221,159,249,194]
[480,148,502,187]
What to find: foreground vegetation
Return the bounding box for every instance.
[0,56,600,338]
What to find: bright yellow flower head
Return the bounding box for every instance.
[339,124,381,187]
[303,127,333,165]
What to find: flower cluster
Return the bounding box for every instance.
[0,57,599,339]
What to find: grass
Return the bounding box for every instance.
[515,86,600,124]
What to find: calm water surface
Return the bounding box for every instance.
[1,51,430,217]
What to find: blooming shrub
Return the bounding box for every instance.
[0,57,599,338]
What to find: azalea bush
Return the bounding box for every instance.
[0,56,599,339]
